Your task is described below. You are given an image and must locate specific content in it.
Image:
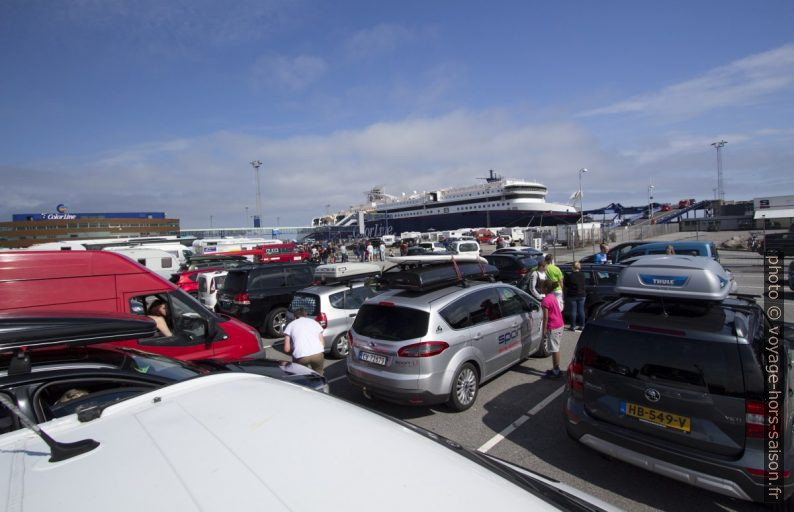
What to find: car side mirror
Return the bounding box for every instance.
[181,312,210,340]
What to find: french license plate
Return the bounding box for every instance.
[621,401,691,433]
[359,351,387,366]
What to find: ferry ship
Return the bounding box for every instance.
[311,170,580,237]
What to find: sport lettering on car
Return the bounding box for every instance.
[498,329,520,353]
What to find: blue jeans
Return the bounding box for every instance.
[567,297,586,329]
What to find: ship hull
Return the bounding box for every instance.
[361,209,579,238]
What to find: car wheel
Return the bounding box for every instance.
[266,307,288,338]
[330,332,350,359]
[447,362,479,412]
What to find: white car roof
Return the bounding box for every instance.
[0,373,614,511]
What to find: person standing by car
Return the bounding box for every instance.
[594,243,609,264]
[563,262,586,331]
[283,308,325,376]
[527,260,547,302]
[544,254,564,311]
[540,280,564,379]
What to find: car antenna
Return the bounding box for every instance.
[0,393,99,462]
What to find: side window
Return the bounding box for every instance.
[582,271,595,286]
[440,289,502,329]
[497,287,523,317]
[286,267,314,286]
[329,290,345,309]
[161,257,173,268]
[596,271,619,285]
[249,269,285,289]
[344,286,378,309]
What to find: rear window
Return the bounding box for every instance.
[353,304,429,341]
[290,293,320,316]
[198,277,208,293]
[584,326,744,396]
[459,243,478,252]
[517,257,538,268]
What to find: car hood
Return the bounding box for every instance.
[0,374,615,512]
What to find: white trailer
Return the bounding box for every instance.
[498,227,526,243]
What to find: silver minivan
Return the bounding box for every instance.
[347,278,544,411]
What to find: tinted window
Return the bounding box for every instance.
[595,271,618,285]
[485,256,512,270]
[222,271,248,293]
[586,327,743,396]
[249,269,285,289]
[497,287,523,317]
[290,293,320,316]
[459,243,478,252]
[517,257,538,268]
[441,288,503,329]
[353,304,429,341]
[198,277,208,293]
[286,266,314,286]
[161,257,173,268]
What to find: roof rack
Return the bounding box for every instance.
[616,255,733,302]
[314,263,382,284]
[379,260,497,291]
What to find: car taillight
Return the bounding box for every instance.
[233,293,251,305]
[518,267,529,275]
[568,360,584,393]
[745,400,768,438]
[745,467,790,478]
[347,331,354,348]
[397,341,449,358]
[316,312,328,329]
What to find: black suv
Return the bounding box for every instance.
[557,263,624,321]
[216,263,316,337]
[565,280,792,504]
[483,253,539,284]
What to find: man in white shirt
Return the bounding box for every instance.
[283,308,325,376]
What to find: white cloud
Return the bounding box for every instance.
[251,54,328,90]
[2,112,792,229]
[580,43,794,119]
[343,23,423,59]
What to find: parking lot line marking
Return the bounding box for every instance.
[327,375,347,384]
[477,385,566,453]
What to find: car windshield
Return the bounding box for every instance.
[122,350,206,380]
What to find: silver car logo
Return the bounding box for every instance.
[644,388,661,403]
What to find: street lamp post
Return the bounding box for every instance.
[648,183,655,222]
[249,160,263,228]
[210,215,213,229]
[578,168,588,246]
[711,140,727,202]
[244,206,249,227]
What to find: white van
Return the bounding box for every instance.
[107,243,193,265]
[103,248,178,280]
[0,373,617,511]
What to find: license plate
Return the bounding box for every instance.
[359,351,387,366]
[621,401,691,432]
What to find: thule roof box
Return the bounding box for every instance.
[314,263,382,283]
[379,260,497,291]
[616,255,733,301]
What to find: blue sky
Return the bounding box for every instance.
[1,0,792,228]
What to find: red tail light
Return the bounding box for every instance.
[745,467,790,478]
[233,293,251,305]
[745,400,768,438]
[518,267,529,275]
[397,341,449,358]
[347,331,354,348]
[568,360,584,393]
[316,312,328,329]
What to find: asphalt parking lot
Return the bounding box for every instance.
[266,249,791,511]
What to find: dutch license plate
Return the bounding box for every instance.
[359,351,387,366]
[621,401,691,433]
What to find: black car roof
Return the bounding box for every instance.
[559,263,626,271]
[0,312,157,352]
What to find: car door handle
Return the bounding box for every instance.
[473,332,482,340]
[349,313,357,318]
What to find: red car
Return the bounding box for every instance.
[660,203,671,212]
[0,251,263,362]
[173,267,222,296]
